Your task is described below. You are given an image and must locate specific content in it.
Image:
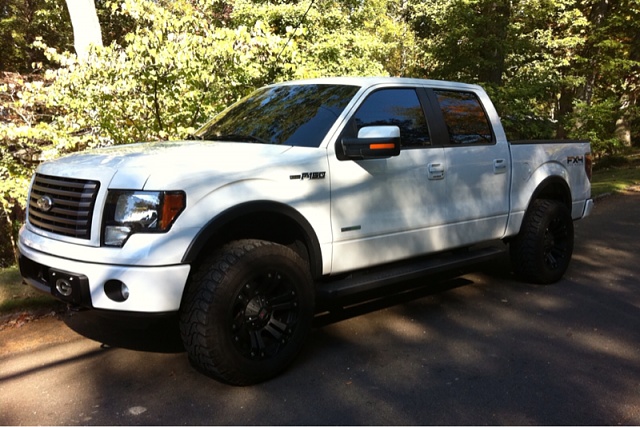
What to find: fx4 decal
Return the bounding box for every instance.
[567,156,584,165]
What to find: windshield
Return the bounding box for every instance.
[193,84,360,147]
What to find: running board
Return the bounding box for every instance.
[316,246,505,300]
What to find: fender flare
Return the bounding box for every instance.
[505,175,573,239]
[526,175,572,212]
[181,201,323,278]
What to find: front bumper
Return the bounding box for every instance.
[18,243,191,314]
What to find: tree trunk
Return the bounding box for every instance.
[478,0,511,85]
[556,87,575,139]
[1,206,19,266]
[616,93,634,147]
[65,0,103,61]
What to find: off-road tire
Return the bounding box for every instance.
[510,199,574,284]
[180,239,314,385]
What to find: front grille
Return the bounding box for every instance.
[28,173,100,239]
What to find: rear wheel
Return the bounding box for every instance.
[510,199,574,284]
[180,239,314,385]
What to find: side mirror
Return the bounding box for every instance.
[341,126,401,160]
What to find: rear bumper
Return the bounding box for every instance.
[18,242,190,314]
[582,198,594,218]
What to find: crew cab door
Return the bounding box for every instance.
[428,89,511,244]
[328,86,448,274]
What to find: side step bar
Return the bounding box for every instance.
[316,245,505,300]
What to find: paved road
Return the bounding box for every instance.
[1,191,639,425]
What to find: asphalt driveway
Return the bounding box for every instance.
[1,190,639,425]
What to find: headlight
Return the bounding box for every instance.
[103,190,186,247]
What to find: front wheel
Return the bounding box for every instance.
[180,239,314,385]
[510,199,574,284]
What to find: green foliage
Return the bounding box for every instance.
[567,98,625,156]
[0,71,75,266]
[590,147,640,196]
[0,0,400,215]
[0,0,73,72]
[487,84,557,141]
[31,0,411,149]
[409,0,512,83]
[1,0,639,267]
[230,0,403,79]
[17,0,414,151]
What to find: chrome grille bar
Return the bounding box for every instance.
[28,173,100,239]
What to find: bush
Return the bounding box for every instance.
[0,0,399,266]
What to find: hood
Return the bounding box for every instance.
[37,141,297,189]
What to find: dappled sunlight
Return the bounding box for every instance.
[2,0,638,422]
[572,329,640,360]
[525,293,572,311]
[320,377,422,425]
[320,308,435,345]
[379,315,432,341]
[3,158,638,425]
[328,146,511,273]
[0,338,103,383]
[0,342,107,424]
[441,339,499,368]
[310,226,640,423]
[572,246,634,270]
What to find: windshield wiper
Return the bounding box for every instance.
[203,133,270,144]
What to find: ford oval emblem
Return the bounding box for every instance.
[37,195,54,212]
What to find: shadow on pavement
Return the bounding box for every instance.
[314,274,477,328]
[62,256,513,355]
[63,310,185,354]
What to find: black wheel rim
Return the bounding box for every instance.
[543,216,570,270]
[230,269,300,360]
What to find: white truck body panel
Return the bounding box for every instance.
[18,77,592,313]
[505,141,592,236]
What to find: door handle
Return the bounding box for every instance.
[428,163,445,180]
[493,159,507,174]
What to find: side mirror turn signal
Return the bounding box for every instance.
[341,125,401,160]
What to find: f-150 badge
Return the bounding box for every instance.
[290,172,326,180]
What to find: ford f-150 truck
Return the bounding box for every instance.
[18,77,593,385]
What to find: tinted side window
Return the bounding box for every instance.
[353,89,430,147]
[434,90,493,145]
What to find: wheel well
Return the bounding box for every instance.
[504,177,572,245]
[529,176,572,211]
[182,202,322,279]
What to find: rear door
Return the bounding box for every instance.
[427,89,511,244]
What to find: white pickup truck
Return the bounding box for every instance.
[18,77,593,385]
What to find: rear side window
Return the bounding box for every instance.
[352,88,431,147]
[434,90,493,145]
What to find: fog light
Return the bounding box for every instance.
[104,280,130,302]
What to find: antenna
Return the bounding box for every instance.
[274,0,317,64]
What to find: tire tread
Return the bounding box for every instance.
[510,199,574,284]
[179,239,313,385]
